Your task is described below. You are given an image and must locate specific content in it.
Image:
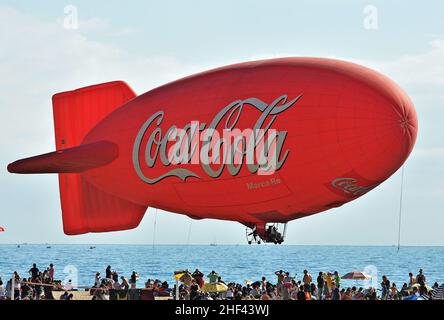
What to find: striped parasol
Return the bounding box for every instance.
[432,284,444,300]
[341,271,373,280]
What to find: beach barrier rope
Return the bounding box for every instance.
[186,219,192,246]
[20,281,104,290]
[19,281,162,292]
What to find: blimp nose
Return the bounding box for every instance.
[336,82,418,183]
[387,88,418,160]
[395,99,418,152]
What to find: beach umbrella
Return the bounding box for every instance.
[173,270,188,280]
[174,270,192,283]
[431,284,444,300]
[0,226,4,232]
[202,282,228,293]
[173,270,191,300]
[341,271,372,280]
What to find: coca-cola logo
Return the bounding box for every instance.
[331,177,376,196]
[132,94,302,184]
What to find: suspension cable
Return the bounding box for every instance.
[397,165,405,252]
[152,208,158,252]
[186,219,193,246]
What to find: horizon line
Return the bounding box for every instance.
[1,243,443,247]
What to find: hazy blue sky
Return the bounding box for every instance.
[0,1,443,245]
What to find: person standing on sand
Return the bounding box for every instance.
[119,276,129,290]
[303,270,312,285]
[333,271,341,288]
[261,276,267,292]
[29,264,39,281]
[20,279,31,299]
[129,271,139,289]
[416,269,426,285]
[409,272,416,286]
[207,270,219,283]
[48,264,55,282]
[192,269,204,288]
[317,272,324,300]
[13,272,21,300]
[34,275,43,300]
[94,272,101,287]
[105,266,112,279]
[0,280,5,300]
[274,270,285,284]
[43,277,54,300]
[325,272,333,295]
[112,272,120,289]
[381,275,391,300]
[190,280,199,300]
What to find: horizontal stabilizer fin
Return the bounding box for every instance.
[7,141,118,174]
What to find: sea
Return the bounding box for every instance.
[0,245,443,289]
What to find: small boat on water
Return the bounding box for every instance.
[89,246,96,249]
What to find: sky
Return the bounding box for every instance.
[0,0,443,245]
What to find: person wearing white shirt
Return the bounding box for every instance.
[94,272,101,287]
[0,280,6,300]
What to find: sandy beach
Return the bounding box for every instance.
[51,290,171,300]
[52,290,92,300]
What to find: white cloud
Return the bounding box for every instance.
[365,39,444,88]
[0,5,200,155]
[412,147,444,158]
[248,38,444,90]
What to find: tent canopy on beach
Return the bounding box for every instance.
[432,284,444,300]
[407,283,433,292]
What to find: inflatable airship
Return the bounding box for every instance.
[8,57,418,243]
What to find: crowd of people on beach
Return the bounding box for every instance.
[171,268,443,301]
[0,263,61,300]
[0,263,443,301]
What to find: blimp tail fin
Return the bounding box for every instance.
[59,175,147,235]
[52,80,136,150]
[50,81,146,234]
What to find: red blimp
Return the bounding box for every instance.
[8,57,418,243]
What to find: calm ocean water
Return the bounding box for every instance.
[0,245,443,288]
